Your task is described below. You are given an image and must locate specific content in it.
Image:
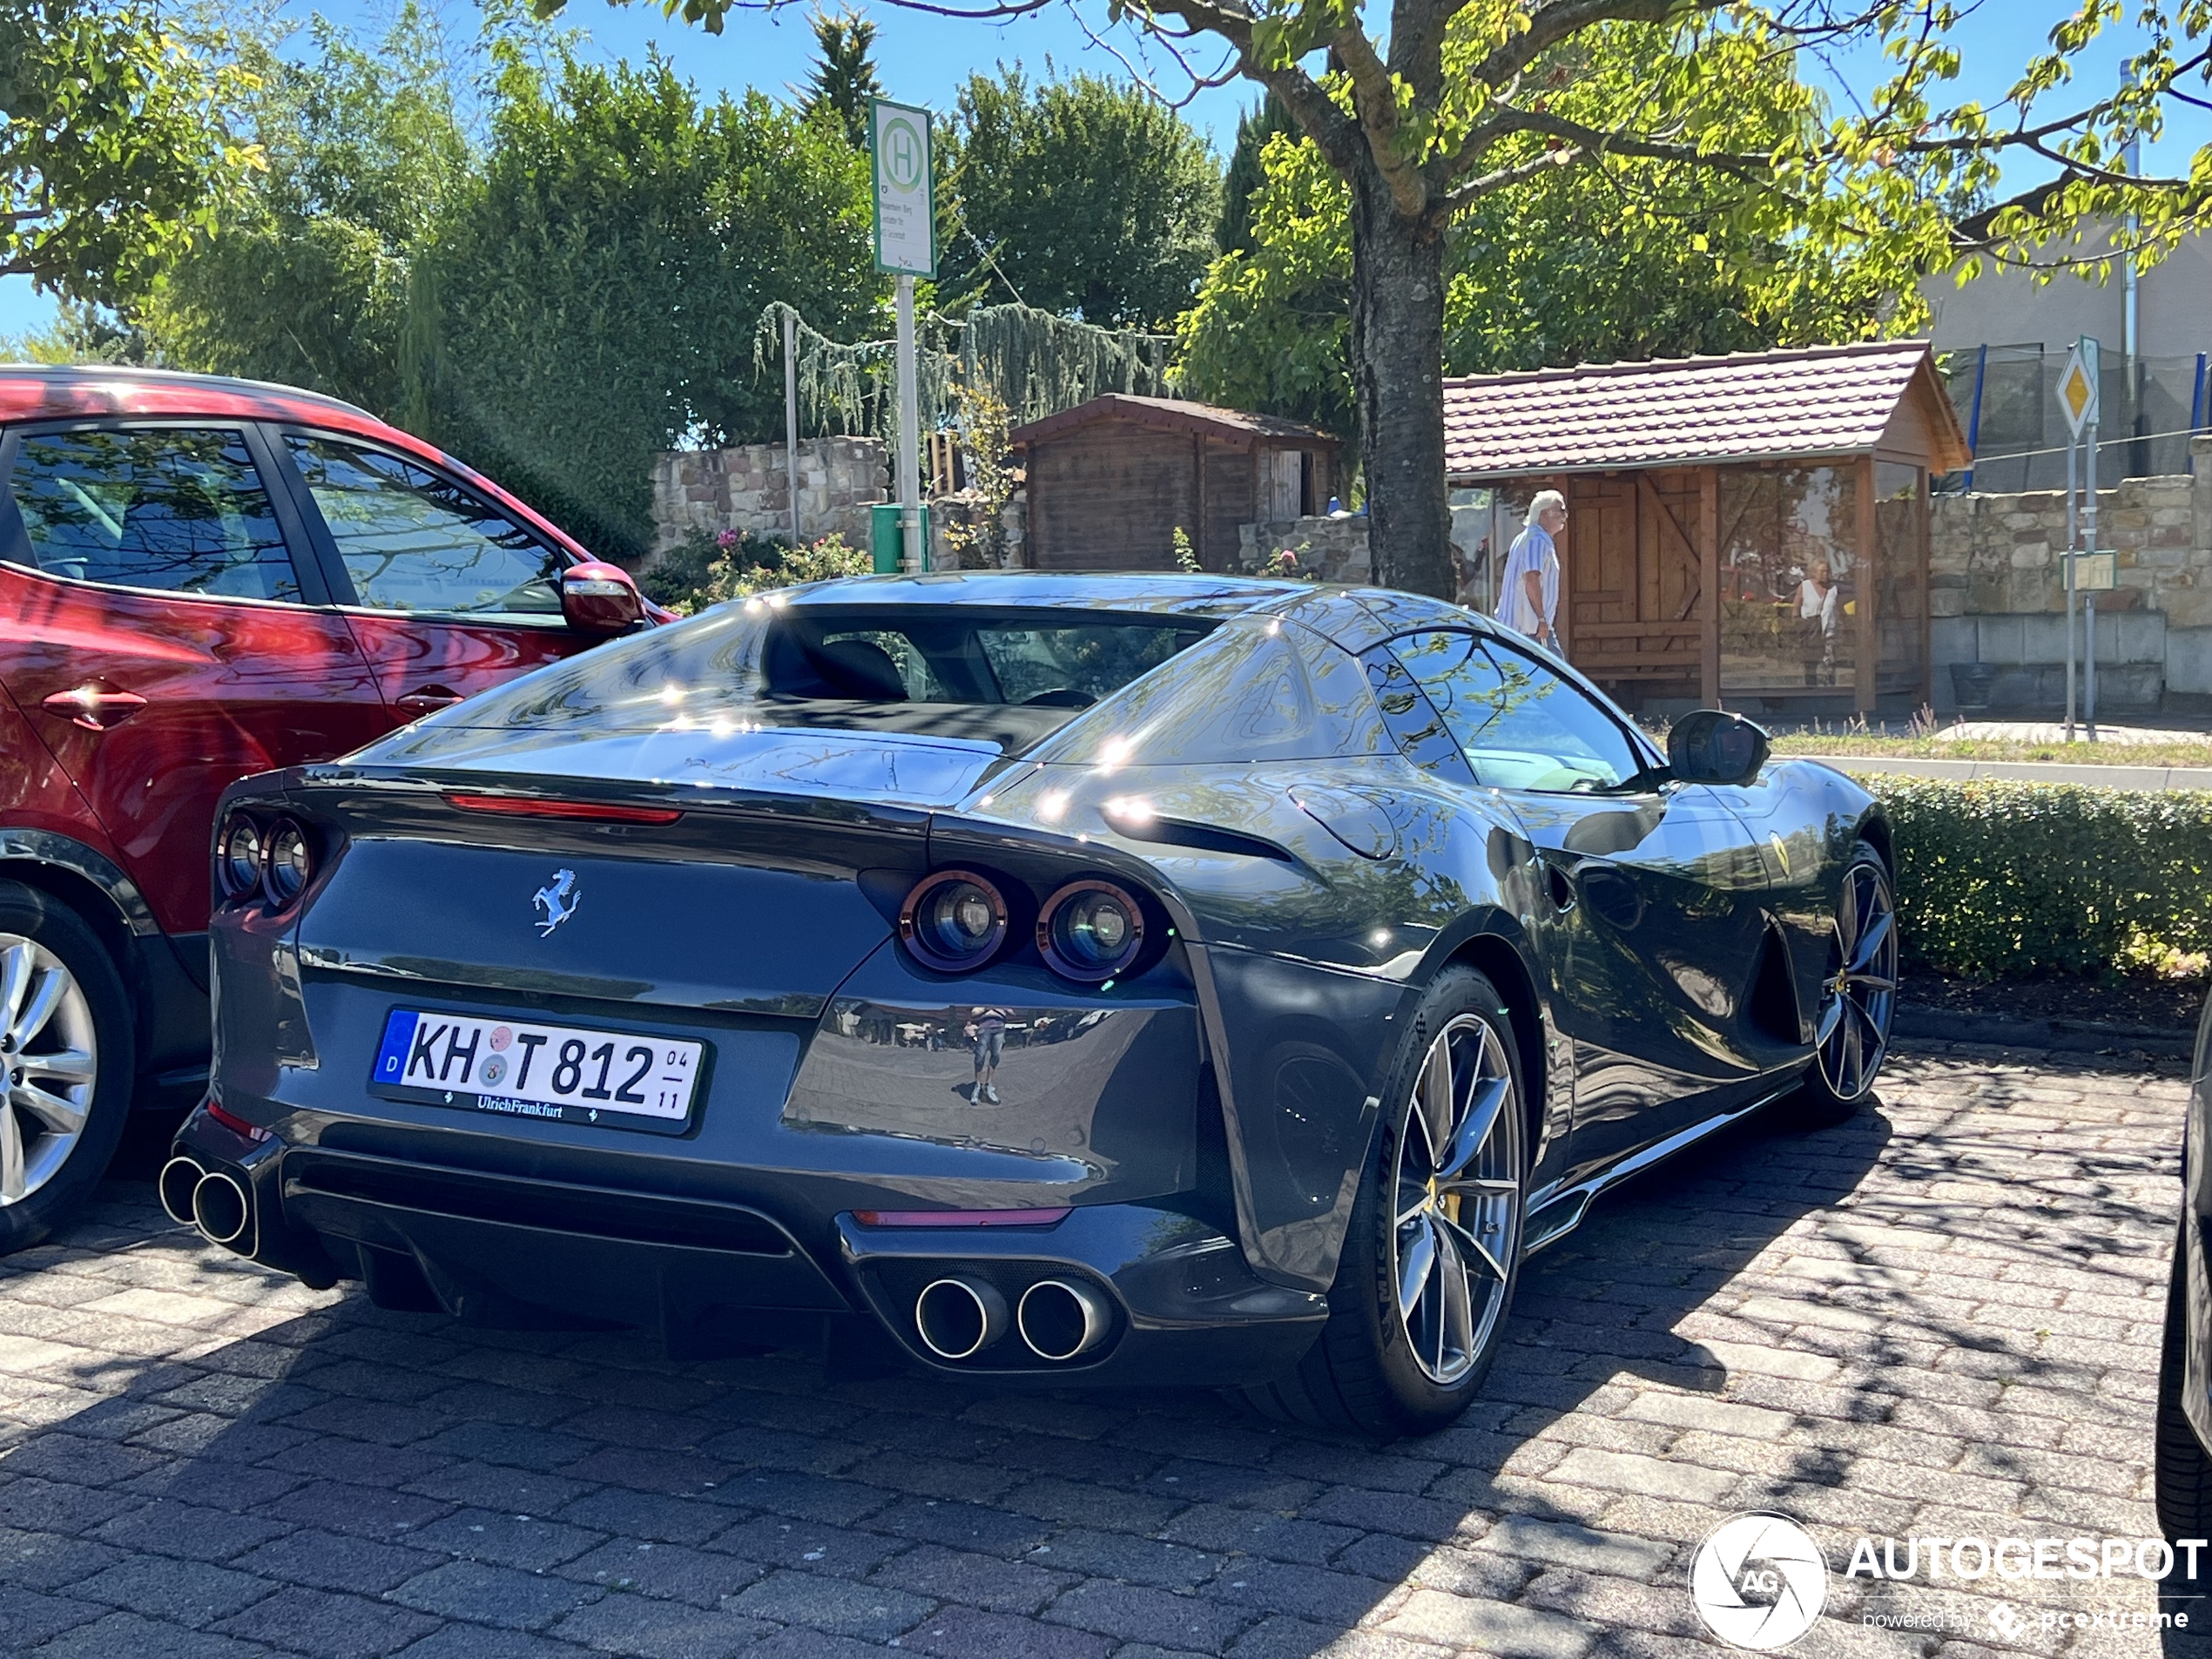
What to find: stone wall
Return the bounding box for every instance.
[927,489,1028,570]
[1929,435,2212,711]
[651,437,887,554]
[1237,506,1491,585]
[1240,514,1372,582]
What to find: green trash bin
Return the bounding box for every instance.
[868,502,929,574]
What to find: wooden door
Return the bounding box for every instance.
[1561,475,1633,669]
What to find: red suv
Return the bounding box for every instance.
[0,365,658,1249]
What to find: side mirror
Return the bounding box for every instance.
[1667,709,1770,787]
[561,560,644,636]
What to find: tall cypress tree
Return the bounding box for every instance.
[801,8,881,150]
[1216,92,1291,257]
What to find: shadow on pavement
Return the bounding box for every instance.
[0,1059,2168,1656]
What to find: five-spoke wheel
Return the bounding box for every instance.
[0,934,98,1206]
[0,884,132,1256]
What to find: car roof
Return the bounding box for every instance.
[0,364,383,428]
[0,364,595,564]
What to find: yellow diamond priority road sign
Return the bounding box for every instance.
[2058,337,2100,436]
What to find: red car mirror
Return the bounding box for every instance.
[561,561,645,636]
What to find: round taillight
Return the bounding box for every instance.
[262,819,313,908]
[900,871,1008,973]
[218,816,263,900]
[1038,880,1143,982]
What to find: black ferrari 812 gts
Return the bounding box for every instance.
[172,573,1895,1436]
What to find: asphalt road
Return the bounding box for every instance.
[0,1039,2193,1658]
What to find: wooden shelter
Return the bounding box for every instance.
[1444,341,1971,715]
[1010,395,1339,573]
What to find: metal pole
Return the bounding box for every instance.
[2192,353,2209,475]
[2064,432,2077,741]
[783,309,803,548]
[2125,136,2146,480]
[894,274,923,573]
[1964,343,1987,492]
[2085,419,2100,741]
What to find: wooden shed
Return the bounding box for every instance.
[1010,395,1339,573]
[1444,341,1971,715]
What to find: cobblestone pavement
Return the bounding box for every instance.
[0,1041,2196,1659]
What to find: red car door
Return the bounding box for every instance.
[273,432,593,719]
[0,423,390,936]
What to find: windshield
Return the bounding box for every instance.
[388,598,1220,757]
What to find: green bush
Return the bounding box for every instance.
[643,528,870,614]
[1875,779,2212,979]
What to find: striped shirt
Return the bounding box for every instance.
[1499,525,1559,637]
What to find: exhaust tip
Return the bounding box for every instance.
[1017,1278,1110,1362]
[191,1170,252,1247]
[158,1157,206,1228]
[914,1276,1008,1361]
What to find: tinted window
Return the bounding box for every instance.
[1391,630,1642,792]
[8,428,299,600]
[287,435,563,617]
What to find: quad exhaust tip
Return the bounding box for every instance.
[914,1276,1008,1360]
[1016,1278,1109,1362]
[190,1170,252,1247]
[158,1157,205,1229]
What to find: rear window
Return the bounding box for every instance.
[401,600,1220,754]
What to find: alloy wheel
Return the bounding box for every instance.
[0,934,98,1205]
[1816,860,1897,1103]
[1391,1014,1521,1386]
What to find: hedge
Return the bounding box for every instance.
[1873,779,2212,979]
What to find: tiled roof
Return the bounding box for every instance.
[1009,393,1335,448]
[1442,341,1970,478]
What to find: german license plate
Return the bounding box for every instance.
[370,1008,705,1130]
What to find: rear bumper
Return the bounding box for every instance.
[169,1106,1326,1386]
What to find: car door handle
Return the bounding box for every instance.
[41,685,148,732]
[395,686,465,718]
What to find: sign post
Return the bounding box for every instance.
[869,98,935,575]
[2057,337,2101,740]
[783,309,802,548]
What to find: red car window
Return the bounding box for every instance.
[285,434,564,618]
[10,428,301,602]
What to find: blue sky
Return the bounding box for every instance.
[4,0,2207,338]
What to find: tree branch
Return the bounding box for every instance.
[1433,146,1577,214]
[1487,107,1777,183]
[1136,0,1363,174]
[1330,24,1430,216]
[1466,0,1722,95]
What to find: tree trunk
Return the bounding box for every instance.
[1347,158,1452,599]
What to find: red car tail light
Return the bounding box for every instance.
[852,1208,1071,1227]
[445,794,684,825]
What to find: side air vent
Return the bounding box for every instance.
[1108,815,1293,862]
[1746,922,1804,1044]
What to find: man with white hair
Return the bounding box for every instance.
[1498,490,1564,648]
